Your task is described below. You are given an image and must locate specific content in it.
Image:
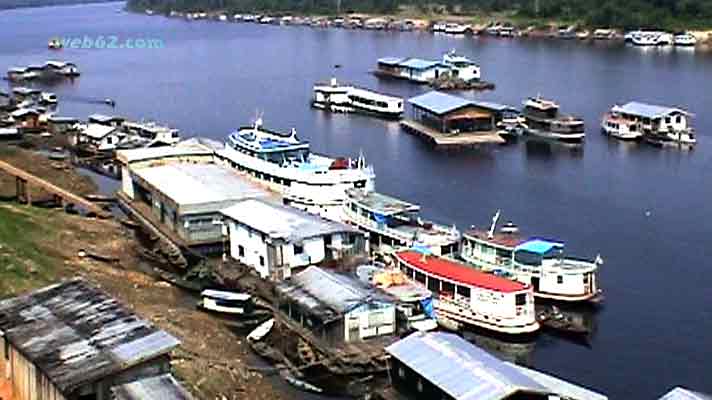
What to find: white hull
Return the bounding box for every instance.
[435,298,540,335]
[601,124,642,140]
[526,128,585,143]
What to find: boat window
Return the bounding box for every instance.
[676,115,683,123]
[456,285,470,299]
[238,245,245,257]
[427,276,440,292]
[557,275,563,284]
[442,281,455,295]
[415,271,426,284]
[515,293,527,306]
[294,245,303,255]
[259,256,265,266]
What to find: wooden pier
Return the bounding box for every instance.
[400,119,506,148]
[0,159,110,218]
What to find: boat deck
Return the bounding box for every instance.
[400,119,505,148]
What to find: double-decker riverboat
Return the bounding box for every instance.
[219,118,375,221]
[343,188,460,257]
[522,95,585,143]
[460,212,602,303]
[395,250,539,336]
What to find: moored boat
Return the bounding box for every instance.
[220,118,376,221]
[674,32,697,46]
[312,78,404,118]
[40,92,58,105]
[460,211,603,303]
[443,23,470,35]
[605,102,695,146]
[48,37,63,50]
[343,188,461,257]
[522,96,585,143]
[395,250,540,336]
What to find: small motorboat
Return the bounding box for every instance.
[247,318,275,342]
[537,306,591,335]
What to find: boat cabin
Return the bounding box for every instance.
[610,102,691,134]
[523,96,560,119]
[396,251,539,335]
[198,289,254,314]
[408,91,505,135]
[344,187,460,257]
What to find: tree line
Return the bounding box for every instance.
[0,0,116,10]
[127,0,712,30]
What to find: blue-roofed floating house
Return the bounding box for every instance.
[603,101,695,145]
[406,91,518,135]
[385,331,608,400]
[376,51,480,84]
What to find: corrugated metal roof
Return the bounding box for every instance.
[221,198,359,243]
[473,101,517,113]
[88,114,124,123]
[116,141,216,164]
[615,102,687,119]
[82,123,118,139]
[132,163,268,211]
[276,266,392,320]
[660,388,712,400]
[0,278,180,395]
[408,91,473,115]
[111,374,195,400]
[509,362,608,400]
[398,58,441,70]
[386,332,547,400]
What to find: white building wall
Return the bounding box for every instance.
[121,166,134,199]
[228,221,271,278]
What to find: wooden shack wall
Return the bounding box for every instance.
[8,344,66,400]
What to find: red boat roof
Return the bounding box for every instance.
[396,251,528,293]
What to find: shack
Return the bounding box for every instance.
[10,108,41,131]
[0,278,181,400]
[111,374,194,400]
[408,91,500,134]
[221,198,365,279]
[117,144,268,254]
[47,116,80,135]
[276,266,396,345]
[385,331,608,400]
[89,114,125,127]
[75,123,125,152]
[659,387,712,400]
[11,87,41,103]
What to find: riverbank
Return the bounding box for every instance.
[0,148,292,400]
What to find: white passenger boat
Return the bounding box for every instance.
[395,250,540,335]
[40,92,58,105]
[431,22,447,32]
[357,264,438,333]
[604,102,695,146]
[674,32,697,46]
[343,188,461,257]
[443,23,470,35]
[522,96,585,143]
[460,212,602,303]
[219,118,375,222]
[312,78,404,119]
[198,289,254,314]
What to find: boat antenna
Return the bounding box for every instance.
[290,127,298,142]
[358,149,365,169]
[488,209,501,239]
[254,111,263,130]
[331,64,342,87]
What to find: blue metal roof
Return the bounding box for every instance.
[398,58,442,70]
[408,91,473,115]
[616,102,687,119]
[386,332,548,400]
[473,100,518,113]
[514,239,564,255]
[659,388,712,400]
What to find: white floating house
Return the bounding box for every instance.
[386,331,608,400]
[75,123,125,151]
[376,51,481,83]
[221,198,366,280]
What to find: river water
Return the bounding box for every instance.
[2,3,712,399]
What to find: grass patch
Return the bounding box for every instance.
[0,205,63,296]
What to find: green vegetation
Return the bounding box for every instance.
[127,0,712,30]
[0,205,61,296]
[0,0,116,10]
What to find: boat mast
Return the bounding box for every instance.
[488,209,501,239]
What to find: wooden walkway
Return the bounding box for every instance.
[400,119,506,148]
[0,159,109,218]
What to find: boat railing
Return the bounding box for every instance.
[345,208,457,244]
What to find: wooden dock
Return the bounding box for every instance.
[400,119,506,148]
[0,159,110,218]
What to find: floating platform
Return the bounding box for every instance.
[400,119,506,148]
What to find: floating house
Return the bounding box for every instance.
[659,387,712,400]
[221,198,365,280]
[111,374,195,400]
[47,116,80,135]
[376,51,480,83]
[10,109,41,131]
[116,143,269,254]
[11,87,41,103]
[602,102,695,144]
[407,91,517,135]
[276,266,396,344]
[385,331,608,400]
[0,278,184,400]
[75,123,126,152]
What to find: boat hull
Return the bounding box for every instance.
[311,100,402,119]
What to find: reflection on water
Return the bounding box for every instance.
[524,138,585,159]
[461,331,537,366]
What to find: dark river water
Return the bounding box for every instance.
[2,3,712,399]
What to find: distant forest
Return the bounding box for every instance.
[127,0,712,29]
[0,0,117,10]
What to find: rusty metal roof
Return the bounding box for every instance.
[0,278,180,395]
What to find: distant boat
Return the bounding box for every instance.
[522,95,585,143]
[312,77,404,118]
[48,37,63,50]
[674,32,697,46]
